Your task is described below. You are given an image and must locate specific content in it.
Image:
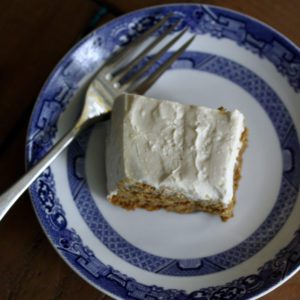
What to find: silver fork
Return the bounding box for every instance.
[0,14,195,221]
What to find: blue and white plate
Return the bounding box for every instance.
[26,4,300,299]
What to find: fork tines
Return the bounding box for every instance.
[101,12,196,94]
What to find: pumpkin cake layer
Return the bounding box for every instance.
[105,93,247,221]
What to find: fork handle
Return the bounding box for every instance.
[0,124,81,221]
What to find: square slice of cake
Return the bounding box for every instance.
[105,93,248,221]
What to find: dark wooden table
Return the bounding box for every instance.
[0,1,299,299]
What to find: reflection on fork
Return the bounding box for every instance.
[0,12,196,221]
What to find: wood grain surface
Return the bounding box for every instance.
[0,1,299,299]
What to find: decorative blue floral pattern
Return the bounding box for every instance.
[196,6,300,74]
[29,167,300,299]
[26,4,300,299]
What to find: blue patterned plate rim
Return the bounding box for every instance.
[25,3,300,300]
[202,3,300,51]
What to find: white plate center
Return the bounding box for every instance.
[86,69,282,259]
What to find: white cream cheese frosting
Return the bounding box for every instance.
[106,93,245,206]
